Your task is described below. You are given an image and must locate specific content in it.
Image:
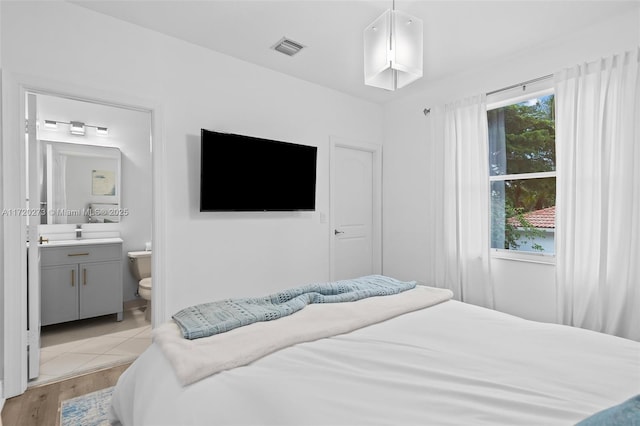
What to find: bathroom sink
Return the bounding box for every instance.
[39,237,123,247]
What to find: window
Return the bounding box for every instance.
[488,90,556,255]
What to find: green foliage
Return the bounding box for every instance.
[504,97,555,174]
[490,188,547,251]
[490,95,556,252]
[503,204,546,251]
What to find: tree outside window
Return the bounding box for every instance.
[488,94,556,253]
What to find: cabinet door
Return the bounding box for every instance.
[79,261,122,319]
[41,265,79,326]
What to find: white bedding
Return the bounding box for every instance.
[110,298,640,426]
[154,285,452,385]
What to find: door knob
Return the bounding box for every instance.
[334,229,344,235]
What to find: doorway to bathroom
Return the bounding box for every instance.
[25,91,153,386]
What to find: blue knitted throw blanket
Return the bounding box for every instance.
[172,275,416,340]
[577,394,640,425]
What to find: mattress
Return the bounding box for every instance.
[109,298,640,426]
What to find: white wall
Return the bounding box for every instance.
[382,7,640,322]
[491,259,556,322]
[1,1,383,319]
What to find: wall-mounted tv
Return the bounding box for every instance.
[200,129,317,212]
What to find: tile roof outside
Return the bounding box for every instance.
[507,206,555,229]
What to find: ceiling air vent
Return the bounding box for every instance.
[271,37,305,57]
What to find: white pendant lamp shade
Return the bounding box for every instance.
[364,9,423,90]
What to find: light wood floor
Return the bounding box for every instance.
[1,361,132,426]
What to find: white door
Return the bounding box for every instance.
[26,93,41,379]
[331,142,381,280]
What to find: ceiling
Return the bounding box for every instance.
[71,1,637,104]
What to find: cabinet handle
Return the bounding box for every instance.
[68,253,89,257]
[83,268,87,286]
[71,269,75,287]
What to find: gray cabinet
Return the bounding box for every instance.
[40,264,79,325]
[41,242,123,326]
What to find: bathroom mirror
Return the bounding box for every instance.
[44,141,122,224]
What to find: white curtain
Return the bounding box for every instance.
[427,96,494,309]
[555,47,640,340]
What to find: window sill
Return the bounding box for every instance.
[491,249,556,265]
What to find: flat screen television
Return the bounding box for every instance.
[200,129,317,212]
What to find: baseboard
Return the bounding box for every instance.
[123,298,146,311]
[1,378,5,416]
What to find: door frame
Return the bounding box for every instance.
[26,93,41,380]
[329,136,383,281]
[2,72,166,398]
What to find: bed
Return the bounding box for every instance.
[109,277,640,426]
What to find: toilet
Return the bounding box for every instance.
[127,250,152,321]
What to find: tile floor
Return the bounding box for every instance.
[30,305,151,386]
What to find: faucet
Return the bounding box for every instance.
[76,224,82,239]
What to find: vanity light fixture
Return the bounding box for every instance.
[43,119,109,137]
[69,121,86,135]
[363,0,423,91]
[44,120,58,130]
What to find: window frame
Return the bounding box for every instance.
[486,81,556,264]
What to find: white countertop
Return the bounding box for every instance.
[38,237,123,248]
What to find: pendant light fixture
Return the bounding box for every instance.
[363,0,423,91]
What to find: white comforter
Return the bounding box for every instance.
[153,285,452,385]
[110,298,640,426]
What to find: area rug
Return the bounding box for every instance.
[59,386,113,426]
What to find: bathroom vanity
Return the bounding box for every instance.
[40,238,123,326]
